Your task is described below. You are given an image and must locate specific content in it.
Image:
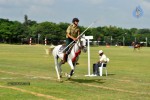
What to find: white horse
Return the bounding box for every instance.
[52,36,87,80]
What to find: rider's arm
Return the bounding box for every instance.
[66,33,76,41]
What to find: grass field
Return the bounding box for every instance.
[0,44,150,100]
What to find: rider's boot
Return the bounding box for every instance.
[61,53,68,64]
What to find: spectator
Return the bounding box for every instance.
[93,50,107,76]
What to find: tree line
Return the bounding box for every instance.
[0,15,150,46]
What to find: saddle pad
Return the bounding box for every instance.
[59,45,66,53]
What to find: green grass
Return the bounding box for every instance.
[0,44,150,100]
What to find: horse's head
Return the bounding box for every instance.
[78,35,87,53]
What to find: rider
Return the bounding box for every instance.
[62,18,80,63]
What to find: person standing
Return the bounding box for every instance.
[62,18,80,63]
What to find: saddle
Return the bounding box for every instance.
[59,43,75,54]
[59,44,80,64]
[59,44,72,64]
[59,45,66,53]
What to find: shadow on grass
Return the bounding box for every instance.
[63,73,116,84]
[68,78,105,84]
[107,73,115,76]
[102,73,115,76]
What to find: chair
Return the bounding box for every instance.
[99,58,109,76]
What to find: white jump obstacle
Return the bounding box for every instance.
[84,36,95,77]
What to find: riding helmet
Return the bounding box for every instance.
[72,18,79,23]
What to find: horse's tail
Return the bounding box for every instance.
[50,45,56,55]
[46,45,55,55]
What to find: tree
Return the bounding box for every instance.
[0,17,150,46]
[34,22,63,44]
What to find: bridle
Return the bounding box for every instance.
[74,37,87,53]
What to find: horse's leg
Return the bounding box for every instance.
[54,56,61,80]
[67,59,75,79]
[73,62,76,67]
[58,61,63,77]
[134,47,136,51]
[138,47,140,50]
[73,56,79,68]
[68,56,79,78]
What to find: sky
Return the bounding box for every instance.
[0,0,150,29]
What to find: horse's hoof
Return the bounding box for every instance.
[65,73,71,80]
[67,75,71,79]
